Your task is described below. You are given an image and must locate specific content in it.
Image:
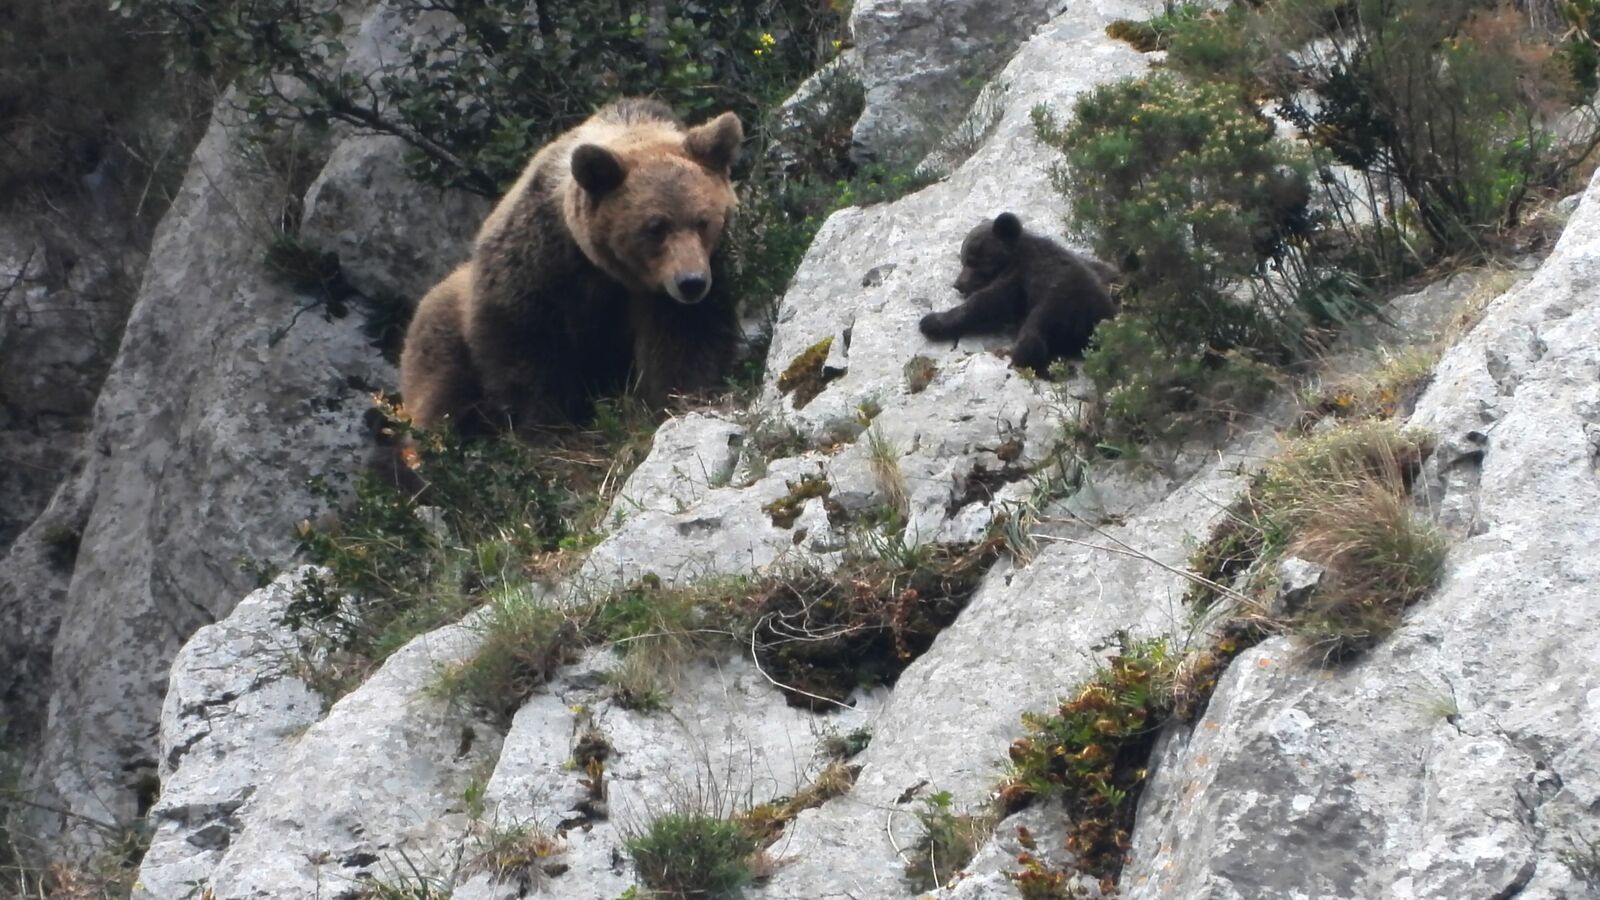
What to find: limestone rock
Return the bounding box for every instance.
[0,90,393,857]
[1124,167,1600,900]
[0,217,138,550]
[299,134,488,304]
[848,0,1061,164]
[1274,556,1325,617]
[135,569,325,899]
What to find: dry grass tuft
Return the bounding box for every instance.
[1260,421,1447,659]
[866,426,910,521]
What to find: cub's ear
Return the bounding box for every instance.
[572,144,627,195]
[993,212,1023,241]
[685,112,744,175]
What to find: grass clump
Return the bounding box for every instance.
[431,587,580,724]
[466,819,565,888]
[428,533,1004,721]
[1260,423,1448,658]
[591,576,726,711]
[1183,419,1446,660]
[281,399,655,699]
[746,539,1004,709]
[1299,347,1439,425]
[1105,3,1209,52]
[1001,634,1177,885]
[904,790,998,891]
[865,426,910,521]
[625,813,759,899]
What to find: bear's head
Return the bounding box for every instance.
[568,112,743,304]
[953,212,1024,296]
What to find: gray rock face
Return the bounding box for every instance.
[0,216,140,550]
[847,0,1060,164]
[300,133,488,304]
[135,569,325,898]
[1124,169,1600,900]
[0,95,395,856]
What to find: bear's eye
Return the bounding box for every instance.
[695,217,712,233]
[643,217,671,241]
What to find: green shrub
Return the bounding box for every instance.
[1037,73,1317,447]
[903,790,996,891]
[1001,634,1176,881]
[116,0,847,194]
[1079,317,1277,444]
[1041,75,1321,355]
[625,812,757,898]
[1165,0,1600,259]
[432,587,580,724]
[1105,2,1210,53]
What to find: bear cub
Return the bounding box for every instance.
[399,98,744,435]
[919,212,1117,373]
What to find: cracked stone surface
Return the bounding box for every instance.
[1124,167,1600,900]
[847,0,1061,163]
[0,217,137,551]
[0,91,396,857]
[135,569,325,898]
[300,134,489,304]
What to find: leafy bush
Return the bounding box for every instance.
[1258,421,1447,657]
[1040,75,1320,353]
[1105,2,1210,53]
[432,587,580,724]
[1079,317,1277,444]
[1165,0,1600,259]
[1037,74,1322,445]
[1001,634,1176,883]
[116,0,847,194]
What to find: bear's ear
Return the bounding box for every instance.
[993,212,1023,241]
[685,112,744,175]
[573,144,627,196]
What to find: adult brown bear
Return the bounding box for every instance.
[399,98,743,434]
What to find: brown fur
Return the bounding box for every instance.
[921,212,1118,372]
[400,98,743,434]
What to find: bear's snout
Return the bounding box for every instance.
[670,272,710,304]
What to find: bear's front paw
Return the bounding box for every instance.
[919,312,954,340]
[1010,335,1049,374]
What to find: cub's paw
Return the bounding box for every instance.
[1009,335,1049,374]
[919,312,955,340]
